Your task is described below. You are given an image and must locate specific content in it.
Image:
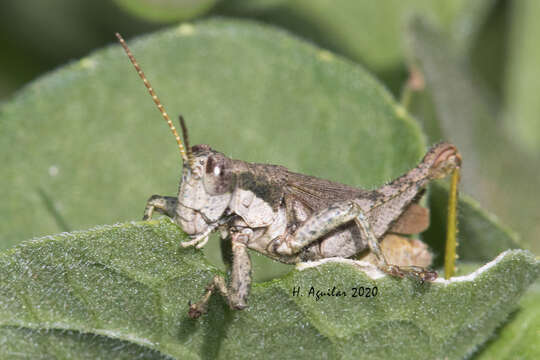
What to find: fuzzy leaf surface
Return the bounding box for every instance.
[0,220,538,359]
[475,280,540,359]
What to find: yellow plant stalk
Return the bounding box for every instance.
[445,168,460,279]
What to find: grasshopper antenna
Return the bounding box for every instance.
[115,32,189,165]
[179,115,195,168]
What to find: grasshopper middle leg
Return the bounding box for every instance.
[188,233,252,319]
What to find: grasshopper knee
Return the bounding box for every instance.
[426,143,461,179]
[277,201,362,255]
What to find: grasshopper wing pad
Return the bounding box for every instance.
[284,172,367,219]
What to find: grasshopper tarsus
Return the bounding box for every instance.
[381,264,438,283]
[188,305,203,319]
[422,270,439,282]
[187,271,249,319]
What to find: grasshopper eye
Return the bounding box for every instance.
[206,155,218,175]
[204,154,234,195]
[206,155,221,176]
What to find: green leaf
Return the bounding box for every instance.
[0,19,424,255]
[114,0,218,23]
[216,0,495,92]
[0,220,538,359]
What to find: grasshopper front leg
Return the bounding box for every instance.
[142,195,177,220]
[188,230,252,319]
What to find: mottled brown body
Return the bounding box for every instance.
[143,141,461,318]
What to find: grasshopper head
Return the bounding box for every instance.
[176,144,236,235]
[114,34,235,237]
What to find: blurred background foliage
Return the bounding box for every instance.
[1,0,538,256]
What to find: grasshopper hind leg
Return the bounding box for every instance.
[275,200,438,282]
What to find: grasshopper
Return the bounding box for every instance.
[116,34,462,319]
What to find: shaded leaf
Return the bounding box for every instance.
[406,17,540,254]
[503,0,540,154]
[0,0,160,101]
[468,0,510,101]
[216,0,495,93]
[0,220,538,359]
[424,183,522,267]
